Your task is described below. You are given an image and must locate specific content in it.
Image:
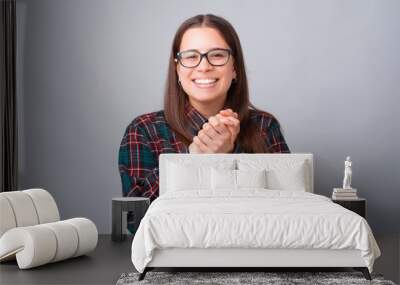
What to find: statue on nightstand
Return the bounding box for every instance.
[332,156,358,200]
[343,156,352,189]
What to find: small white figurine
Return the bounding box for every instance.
[342,156,352,189]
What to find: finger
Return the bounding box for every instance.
[220,112,238,119]
[219,109,233,117]
[216,115,235,126]
[224,116,240,135]
[218,117,239,147]
[193,136,211,153]
[217,115,240,133]
[216,115,240,139]
[214,124,230,138]
[208,116,227,135]
[208,114,227,134]
[208,116,220,128]
[218,115,239,126]
[198,129,214,146]
[203,121,229,147]
[189,142,202,154]
[219,109,238,119]
[202,121,231,153]
[202,122,220,139]
[209,116,229,137]
[224,116,240,129]
[221,108,233,113]
[215,115,235,133]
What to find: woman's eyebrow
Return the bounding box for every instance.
[182,47,228,52]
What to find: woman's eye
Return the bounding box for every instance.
[210,53,225,58]
[183,54,199,60]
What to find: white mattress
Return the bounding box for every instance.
[131,190,381,273]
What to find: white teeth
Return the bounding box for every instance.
[194,79,217,84]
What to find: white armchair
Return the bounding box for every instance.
[0,188,98,269]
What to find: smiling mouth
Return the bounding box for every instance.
[192,78,219,88]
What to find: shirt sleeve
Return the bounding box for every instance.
[263,117,291,153]
[118,122,159,201]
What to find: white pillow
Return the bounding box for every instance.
[211,168,267,190]
[167,160,235,192]
[211,168,236,190]
[237,169,267,189]
[266,162,306,191]
[238,159,308,191]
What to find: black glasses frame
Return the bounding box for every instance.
[174,48,232,68]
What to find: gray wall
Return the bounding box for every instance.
[16,0,399,234]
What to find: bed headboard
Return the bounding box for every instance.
[159,153,314,195]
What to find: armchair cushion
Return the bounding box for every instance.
[0,189,97,269]
[0,218,97,269]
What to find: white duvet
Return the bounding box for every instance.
[131,190,380,273]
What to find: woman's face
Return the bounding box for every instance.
[176,27,237,111]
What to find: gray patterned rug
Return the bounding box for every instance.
[116,271,396,285]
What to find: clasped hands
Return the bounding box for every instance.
[189,109,240,154]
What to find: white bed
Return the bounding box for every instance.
[130,153,380,280]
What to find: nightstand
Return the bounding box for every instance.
[332,198,366,218]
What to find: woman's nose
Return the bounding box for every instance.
[196,56,213,71]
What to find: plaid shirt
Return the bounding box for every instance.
[118,102,290,202]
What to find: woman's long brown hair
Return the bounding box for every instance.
[164,14,272,153]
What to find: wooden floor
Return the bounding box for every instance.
[0,234,398,284]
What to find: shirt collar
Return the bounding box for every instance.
[184,100,208,134]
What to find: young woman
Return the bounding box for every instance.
[118,14,290,232]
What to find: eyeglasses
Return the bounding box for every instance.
[175,48,232,68]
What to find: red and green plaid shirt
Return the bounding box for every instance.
[118,102,290,202]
